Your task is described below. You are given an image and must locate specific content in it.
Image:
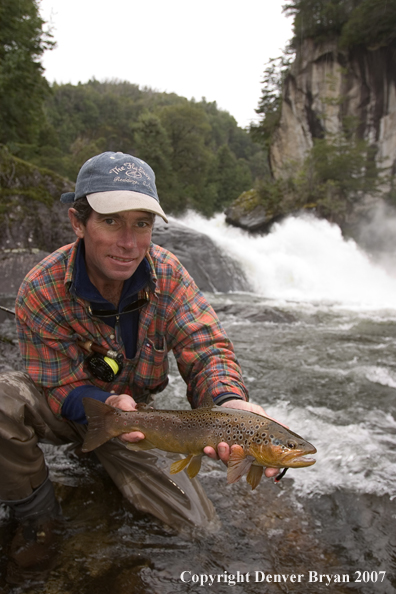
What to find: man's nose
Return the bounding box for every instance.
[117,229,138,248]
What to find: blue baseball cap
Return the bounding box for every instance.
[60,151,168,222]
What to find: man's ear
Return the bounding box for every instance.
[68,208,85,239]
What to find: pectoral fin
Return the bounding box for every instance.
[170,454,194,474]
[227,445,255,484]
[246,464,264,490]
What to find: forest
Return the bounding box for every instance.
[1,0,395,220]
[0,0,267,217]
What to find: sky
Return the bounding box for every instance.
[38,0,293,129]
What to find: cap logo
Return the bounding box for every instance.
[108,161,155,194]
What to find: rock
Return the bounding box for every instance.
[214,302,297,324]
[152,218,250,293]
[224,189,283,234]
[270,39,396,180]
[0,249,50,296]
[0,146,76,252]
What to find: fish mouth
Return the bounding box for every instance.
[288,455,316,467]
[283,447,317,468]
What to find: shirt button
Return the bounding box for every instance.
[110,334,115,340]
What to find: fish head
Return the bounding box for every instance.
[248,425,317,469]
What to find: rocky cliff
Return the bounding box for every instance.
[226,38,396,246]
[270,39,396,179]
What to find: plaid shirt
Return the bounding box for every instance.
[15,240,248,417]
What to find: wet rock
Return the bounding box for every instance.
[0,249,50,297]
[214,302,297,324]
[0,147,75,252]
[152,218,250,293]
[225,189,283,234]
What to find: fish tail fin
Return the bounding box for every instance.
[81,397,120,452]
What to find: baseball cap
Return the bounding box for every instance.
[60,151,168,222]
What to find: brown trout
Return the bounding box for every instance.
[82,397,316,489]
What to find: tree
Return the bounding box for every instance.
[251,52,294,146]
[132,113,181,212]
[283,0,355,46]
[0,0,54,146]
[158,104,212,203]
[340,0,396,49]
[209,145,252,213]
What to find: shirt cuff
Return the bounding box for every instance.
[61,385,112,424]
[213,393,245,406]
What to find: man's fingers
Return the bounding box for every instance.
[119,431,145,443]
[105,394,137,412]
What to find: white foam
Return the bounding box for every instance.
[263,403,396,498]
[176,212,396,309]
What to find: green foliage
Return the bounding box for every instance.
[0,5,264,219]
[0,144,70,212]
[0,0,54,146]
[250,52,294,146]
[284,0,354,46]
[206,145,253,216]
[24,81,263,217]
[340,0,396,49]
[132,113,180,212]
[283,0,396,49]
[158,103,213,206]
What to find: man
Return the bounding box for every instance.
[0,151,279,580]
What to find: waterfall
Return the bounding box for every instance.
[176,212,396,309]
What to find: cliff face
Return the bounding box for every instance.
[0,146,75,251]
[270,39,396,178]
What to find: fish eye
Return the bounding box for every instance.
[287,441,297,449]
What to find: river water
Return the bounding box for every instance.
[1,214,396,593]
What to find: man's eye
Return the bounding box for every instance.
[104,218,115,225]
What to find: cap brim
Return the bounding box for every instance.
[86,191,168,222]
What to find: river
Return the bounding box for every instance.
[1,213,395,593]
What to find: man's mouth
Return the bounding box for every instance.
[109,256,135,263]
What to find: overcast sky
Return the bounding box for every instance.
[38,0,293,129]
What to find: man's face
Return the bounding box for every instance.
[69,209,154,291]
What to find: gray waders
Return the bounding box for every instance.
[0,371,216,529]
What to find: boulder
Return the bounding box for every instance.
[152,218,249,293]
[225,189,284,234]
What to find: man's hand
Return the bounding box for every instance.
[105,394,145,443]
[203,399,282,478]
